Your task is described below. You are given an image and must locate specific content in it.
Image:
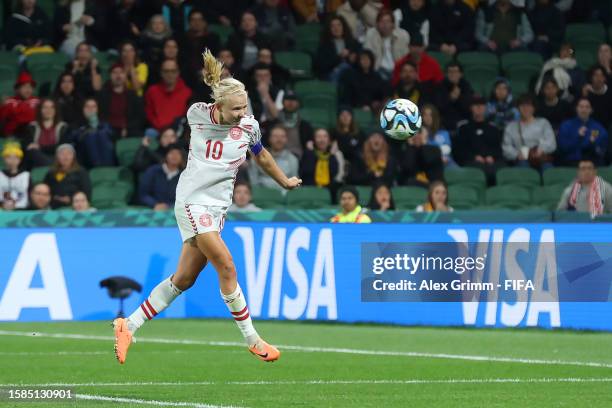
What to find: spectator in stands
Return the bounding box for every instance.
[161,0,192,37]
[269,91,313,158]
[97,64,145,140]
[367,181,395,211]
[248,63,284,124]
[558,98,608,166]
[108,0,145,49]
[132,127,178,173]
[486,78,519,129]
[348,131,397,186]
[391,33,444,86]
[249,125,299,191]
[66,42,102,97]
[502,94,556,171]
[429,0,475,56]
[178,10,221,90]
[437,62,473,130]
[228,182,262,213]
[23,99,69,168]
[138,144,185,211]
[582,66,611,129]
[148,38,181,85]
[72,98,115,168]
[557,159,612,217]
[597,44,611,79]
[330,185,371,223]
[315,15,360,82]
[145,59,192,133]
[363,9,410,80]
[54,0,105,56]
[454,95,504,185]
[71,190,95,212]
[336,0,382,42]
[332,106,365,165]
[252,0,296,50]
[0,72,40,138]
[217,48,246,84]
[43,144,91,208]
[399,127,444,186]
[53,73,83,125]
[394,0,429,47]
[254,48,290,89]
[227,11,272,71]
[118,41,148,97]
[476,0,534,53]
[392,61,430,106]
[290,0,344,24]
[527,0,564,59]
[4,0,52,50]
[535,42,585,101]
[536,77,572,132]
[27,182,51,210]
[300,128,342,189]
[340,49,390,112]
[204,0,250,27]
[140,15,173,68]
[416,180,453,212]
[421,104,457,168]
[0,142,29,210]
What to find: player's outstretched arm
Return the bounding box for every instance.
[253,148,302,190]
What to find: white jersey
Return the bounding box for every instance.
[176,102,262,207]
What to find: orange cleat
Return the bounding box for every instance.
[113,318,133,364]
[248,339,281,362]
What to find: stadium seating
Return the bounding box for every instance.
[294,80,337,99]
[598,167,612,184]
[26,53,70,71]
[89,166,133,186]
[352,109,376,131]
[301,93,337,115]
[496,167,541,189]
[251,186,286,208]
[91,181,133,209]
[286,186,331,208]
[542,167,576,186]
[444,167,487,196]
[565,23,606,43]
[295,23,322,55]
[116,138,143,167]
[428,51,452,69]
[208,24,234,45]
[500,52,543,72]
[31,166,50,184]
[485,185,531,209]
[531,185,565,210]
[299,107,334,129]
[457,51,499,70]
[0,79,14,99]
[392,186,427,210]
[275,51,313,79]
[448,185,480,209]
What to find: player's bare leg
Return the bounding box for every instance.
[114,240,207,364]
[195,231,280,362]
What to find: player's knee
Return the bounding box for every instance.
[216,257,236,281]
[172,275,195,291]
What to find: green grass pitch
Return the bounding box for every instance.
[0,319,611,407]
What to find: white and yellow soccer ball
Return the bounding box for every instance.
[379,98,422,140]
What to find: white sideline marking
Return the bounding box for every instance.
[76,393,243,408]
[0,329,611,369]
[6,378,612,388]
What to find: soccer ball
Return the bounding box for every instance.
[379,98,422,140]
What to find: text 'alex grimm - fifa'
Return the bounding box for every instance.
[369,254,535,292]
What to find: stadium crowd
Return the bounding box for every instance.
[0,0,611,216]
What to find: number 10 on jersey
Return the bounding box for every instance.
[205,140,223,160]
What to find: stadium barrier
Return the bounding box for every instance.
[1,216,611,331]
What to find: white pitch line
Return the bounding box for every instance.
[5,378,612,388]
[0,329,611,369]
[76,393,244,408]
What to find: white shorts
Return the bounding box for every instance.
[174,202,227,242]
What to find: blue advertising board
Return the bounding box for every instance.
[0,223,610,331]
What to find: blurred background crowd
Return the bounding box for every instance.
[0,0,610,217]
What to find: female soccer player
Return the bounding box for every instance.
[113,50,302,364]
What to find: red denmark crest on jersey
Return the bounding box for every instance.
[230,127,242,140]
[199,214,212,227]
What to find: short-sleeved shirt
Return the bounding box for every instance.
[175,102,262,207]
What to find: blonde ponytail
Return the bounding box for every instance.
[201,48,246,105]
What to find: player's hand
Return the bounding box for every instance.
[284,177,302,190]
